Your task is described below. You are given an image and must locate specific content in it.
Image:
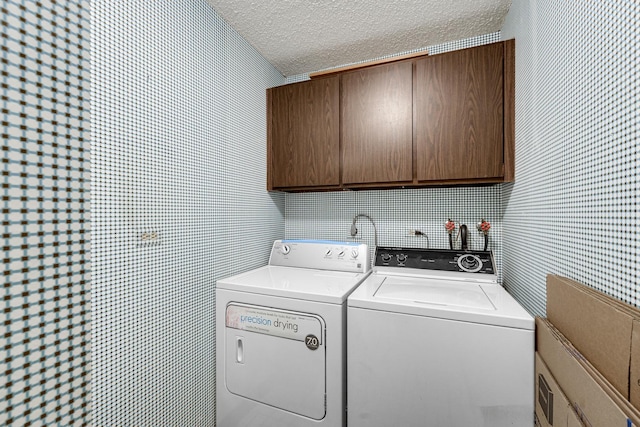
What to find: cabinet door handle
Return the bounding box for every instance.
[236,337,244,364]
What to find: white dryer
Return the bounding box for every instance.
[347,247,535,427]
[216,239,370,427]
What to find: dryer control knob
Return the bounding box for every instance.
[325,249,333,257]
[280,245,290,255]
[351,249,359,259]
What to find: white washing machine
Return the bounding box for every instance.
[347,247,535,427]
[216,239,370,427]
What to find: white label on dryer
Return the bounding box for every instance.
[226,304,323,344]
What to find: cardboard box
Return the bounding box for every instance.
[536,317,640,426]
[535,352,584,427]
[557,275,640,409]
[546,274,640,409]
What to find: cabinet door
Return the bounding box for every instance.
[341,61,413,185]
[268,76,339,189]
[415,43,504,181]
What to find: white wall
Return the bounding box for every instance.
[501,1,639,315]
[1,1,91,425]
[91,1,285,425]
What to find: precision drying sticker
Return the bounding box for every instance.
[226,304,323,348]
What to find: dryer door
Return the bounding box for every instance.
[225,303,326,420]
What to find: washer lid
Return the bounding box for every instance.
[348,273,534,330]
[374,277,496,311]
[216,265,370,304]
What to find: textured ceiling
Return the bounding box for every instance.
[206,0,512,76]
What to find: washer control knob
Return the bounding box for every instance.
[381,253,391,262]
[351,249,359,259]
[338,249,345,258]
[397,254,407,263]
[457,254,482,272]
[280,245,290,255]
[325,249,333,257]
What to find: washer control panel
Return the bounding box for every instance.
[270,239,369,273]
[374,247,494,274]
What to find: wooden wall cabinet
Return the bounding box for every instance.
[415,41,513,183]
[341,61,413,185]
[267,76,340,190]
[267,40,515,192]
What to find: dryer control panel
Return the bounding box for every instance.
[270,239,370,273]
[375,247,495,275]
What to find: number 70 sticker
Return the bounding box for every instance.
[305,334,320,350]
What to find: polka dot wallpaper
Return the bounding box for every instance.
[4,1,639,426]
[501,1,640,315]
[1,1,91,426]
[92,0,284,426]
